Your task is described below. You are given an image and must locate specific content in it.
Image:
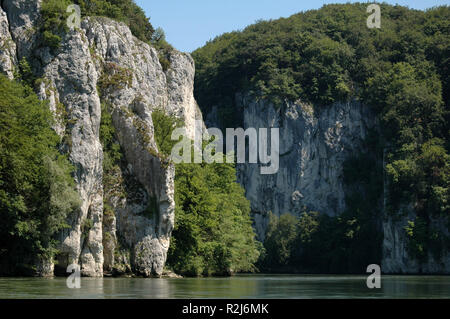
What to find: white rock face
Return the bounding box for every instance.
[166,52,204,140]
[1,0,203,277]
[0,6,16,79]
[230,94,376,240]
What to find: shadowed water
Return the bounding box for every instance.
[0,275,449,299]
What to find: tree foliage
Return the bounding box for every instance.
[0,75,80,275]
[40,0,72,49]
[150,111,260,276]
[259,208,382,274]
[151,109,184,157]
[193,4,449,111]
[41,0,155,49]
[74,0,155,43]
[261,213,299,269]
[167,159,260,276]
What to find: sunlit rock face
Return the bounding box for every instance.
[0,5,17,79]
[1,0,203,277]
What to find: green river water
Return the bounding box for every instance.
[0,275,449,299]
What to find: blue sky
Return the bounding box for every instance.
[135,0,449,53]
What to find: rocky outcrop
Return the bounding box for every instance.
[166,52,204,140]
[1,0,202,277]
[206,92,450,273]
[2,0,41,60]
[382,207,450,274]
[0,5,16,78]
[222,93,377,240]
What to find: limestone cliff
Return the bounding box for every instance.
[0,0,203,277]
[382,207,450,274]
[206,93,377,240]
[205,92,450,274]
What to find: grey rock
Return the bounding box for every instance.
[83,16,180,277]
[35,257,55,278]
[166,51,204,139]
[207,92,450,273]
[0,5,16,78]
[382,206,450,274]
[39,28,104,277]
[2,0,41,59]
[233,93,376,240]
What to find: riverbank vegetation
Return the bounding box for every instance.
[168,159,261,276]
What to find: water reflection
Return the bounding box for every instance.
[0,275,448,299]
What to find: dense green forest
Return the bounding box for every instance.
[0,75,80,275]
[193,3,450,272]
[168,159,261,276]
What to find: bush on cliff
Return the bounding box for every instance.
[75,0,155,43]
[41,0,155,48]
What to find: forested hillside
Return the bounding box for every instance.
[193,4,450,273]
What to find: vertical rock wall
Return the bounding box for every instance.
[0,0,203,277]
[219,94,377,240]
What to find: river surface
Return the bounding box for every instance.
[0,275,449,299]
